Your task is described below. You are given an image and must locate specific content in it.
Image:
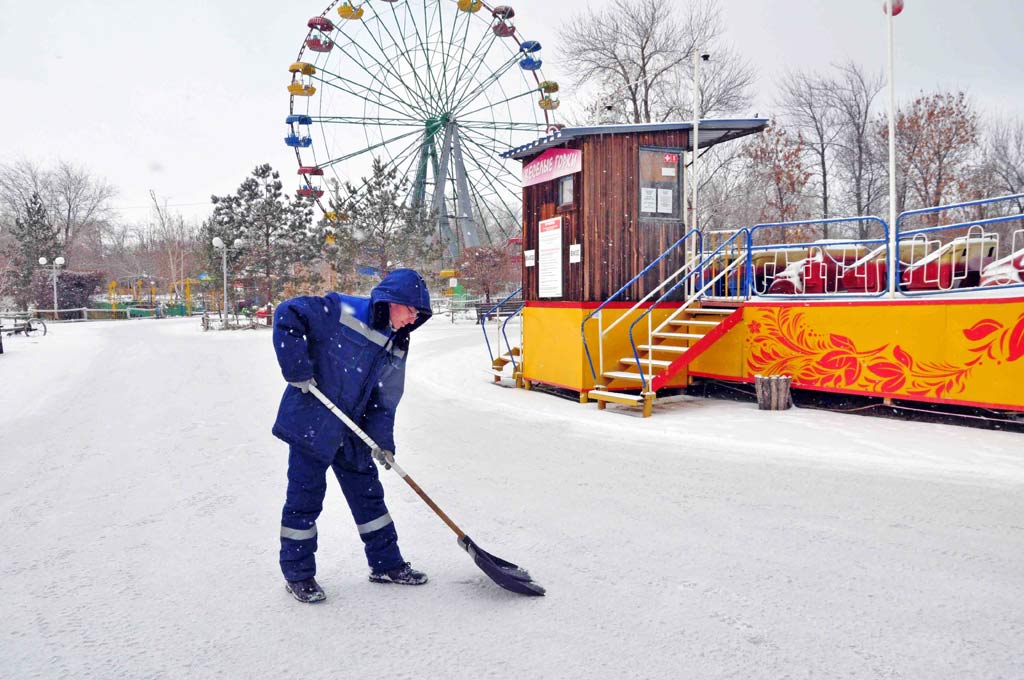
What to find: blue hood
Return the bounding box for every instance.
[368,268,432,333]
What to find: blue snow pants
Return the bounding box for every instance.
[279,444,403,582]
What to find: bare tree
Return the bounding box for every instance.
[456,245,518,303]
[0,160,48,221]
[95,222,132,289]
[743,125,813,230]
[662,44,755,119]
[104,222,164,295]
[776,70,843,232]
[984,116,1024,207]
[0,160,115,267]
[559,0,688,123]
[50,161,116,266]
[150,191,200,299]
[829,61,885,232]
[951,116,1024,241]
[558,0,752,124]
[695,143,761,234]
[881,92,980,222]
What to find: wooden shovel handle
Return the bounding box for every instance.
[396,472,465,540]
[308,384,466,539]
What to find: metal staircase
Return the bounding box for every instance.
[489,346,522,385]
[482,288,524,387]
[584,230,748,417]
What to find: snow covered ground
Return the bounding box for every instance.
[2,317,1022,679]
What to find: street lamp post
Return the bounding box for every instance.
[38,256,65,317]
[212,237,244,326]
[689,50,709,296]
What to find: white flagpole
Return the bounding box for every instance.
[885,0,900,297]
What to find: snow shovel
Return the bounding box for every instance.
[308,385,545,597]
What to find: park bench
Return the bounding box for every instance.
[474,298,523,324]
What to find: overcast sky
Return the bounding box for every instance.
[1,0,1021,225]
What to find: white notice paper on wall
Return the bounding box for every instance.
[657,189,673,214]
[538,217,562,298]
[640,187,657,213]
[661,166,676,177]
[569,243,581,264]
[524,249,535,267]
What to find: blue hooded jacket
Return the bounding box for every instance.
[271,269,432,464]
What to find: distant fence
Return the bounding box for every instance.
[26,307,199,321]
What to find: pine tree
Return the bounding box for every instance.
[208,164,319,305]
[321,157,441,282]
[1,192,61,309]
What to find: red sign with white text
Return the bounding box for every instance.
[522,148,582,187]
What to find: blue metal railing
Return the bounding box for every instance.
[895,194,1024,296]
[480,287,523,366]
[626,229,749,391]
[700,228,749,300]
[747,216,890,298]
[581,229,702,382]
[499,300,525,373]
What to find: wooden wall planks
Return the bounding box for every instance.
[519,130,690,303]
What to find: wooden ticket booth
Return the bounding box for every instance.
[500,120,767,397]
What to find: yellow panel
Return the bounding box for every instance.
[522,305,691,393]
[522,306,587,391]
[689,308,746,378]
[692,299,1024,411]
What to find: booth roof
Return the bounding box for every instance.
[499,119,769,160]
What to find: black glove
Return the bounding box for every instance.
[371,447,395,470]
[288,377,317,393]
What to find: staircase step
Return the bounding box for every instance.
[620,357,672,368]
[587,389,644,405]
[668,319,720,326]
[493,357,510,367]
[654,331,712,340]
[602,370,645,382]
[638,344,690,354]
[691,308,734,315]
[659,332,705,340]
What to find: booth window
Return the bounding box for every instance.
[558,175,574,207]
[638,148,683,221]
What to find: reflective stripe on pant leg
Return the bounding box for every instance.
[331,454,403,572]
[356,513,392,535]
[280,445,330,582]
[281,524,318,540]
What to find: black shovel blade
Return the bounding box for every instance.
[459,536,546,596]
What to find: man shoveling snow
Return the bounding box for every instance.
[271,269,432,603]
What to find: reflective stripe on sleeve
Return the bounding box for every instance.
[339,313,406,359]
[281,524,317,540]
[356,512,393,535]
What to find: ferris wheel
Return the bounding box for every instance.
[285,0,561,261]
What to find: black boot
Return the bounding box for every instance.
[285,577,326,603]
[369,562,428,585]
